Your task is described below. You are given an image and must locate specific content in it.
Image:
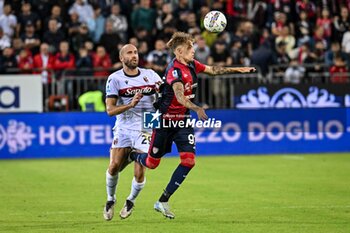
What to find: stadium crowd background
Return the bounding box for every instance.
[0,0,350,91]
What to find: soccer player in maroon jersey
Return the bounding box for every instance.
[131,32,255,219]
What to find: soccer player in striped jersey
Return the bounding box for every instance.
[103,44,162,220]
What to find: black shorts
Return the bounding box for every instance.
[149,127,195,158]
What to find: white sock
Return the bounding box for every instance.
[127,177,146,203]
[106,170,119,202]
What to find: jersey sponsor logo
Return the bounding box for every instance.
[119,85,156,97]
[126,87,153,95]
[143,76,149,82]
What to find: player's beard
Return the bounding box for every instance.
[124,59,138,69]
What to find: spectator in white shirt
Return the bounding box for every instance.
[284,59,305,84]
[341,26,350,54]
[0,27,10,50]
[107,3,128,43]
[0,4,17,38]
[0,0,4,16]
[69,0,94,24]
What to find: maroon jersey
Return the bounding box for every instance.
[330,66,348,83]
[157,58,205,120]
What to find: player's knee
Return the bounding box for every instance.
[146,155,161,169]
[109,161,121,175]
[180,152,196,168]
[108,165,118,175]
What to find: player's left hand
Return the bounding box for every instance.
[237,67,256,73]
[195,107,208,121]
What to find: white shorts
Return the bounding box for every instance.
[111,128,151,153]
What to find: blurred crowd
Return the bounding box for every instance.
[0,0,350,84]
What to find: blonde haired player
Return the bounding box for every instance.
[103,44,162,220]
[130,32,255,219]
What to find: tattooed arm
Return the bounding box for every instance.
[172,82,208,120]
[203,65,256,75]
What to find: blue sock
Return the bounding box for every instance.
[159,164,192,202]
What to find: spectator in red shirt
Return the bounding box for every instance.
[316,8,332,40]
[33,43,55,83]
[330,55,349,83]
[54,41,75,77]
[296,0,316,21]
[17,49,33,73]
[92,45,111,77]
[313,26,328,49]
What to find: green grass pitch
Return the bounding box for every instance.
[0,154,349,233]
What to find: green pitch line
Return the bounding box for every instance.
[0,154,349,233]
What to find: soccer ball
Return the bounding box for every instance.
[203,11,227,33]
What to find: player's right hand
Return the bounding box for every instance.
[130,93,143,108]
[196,107,208,121]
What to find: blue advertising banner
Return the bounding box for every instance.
[0,108,349,159]
[0,113,114,159]
[196,108,350,155]
[234,84,350,108]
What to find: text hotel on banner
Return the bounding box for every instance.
[0,75,43,113]
[0,109,349,159]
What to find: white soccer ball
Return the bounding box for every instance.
[203,11,227,33]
